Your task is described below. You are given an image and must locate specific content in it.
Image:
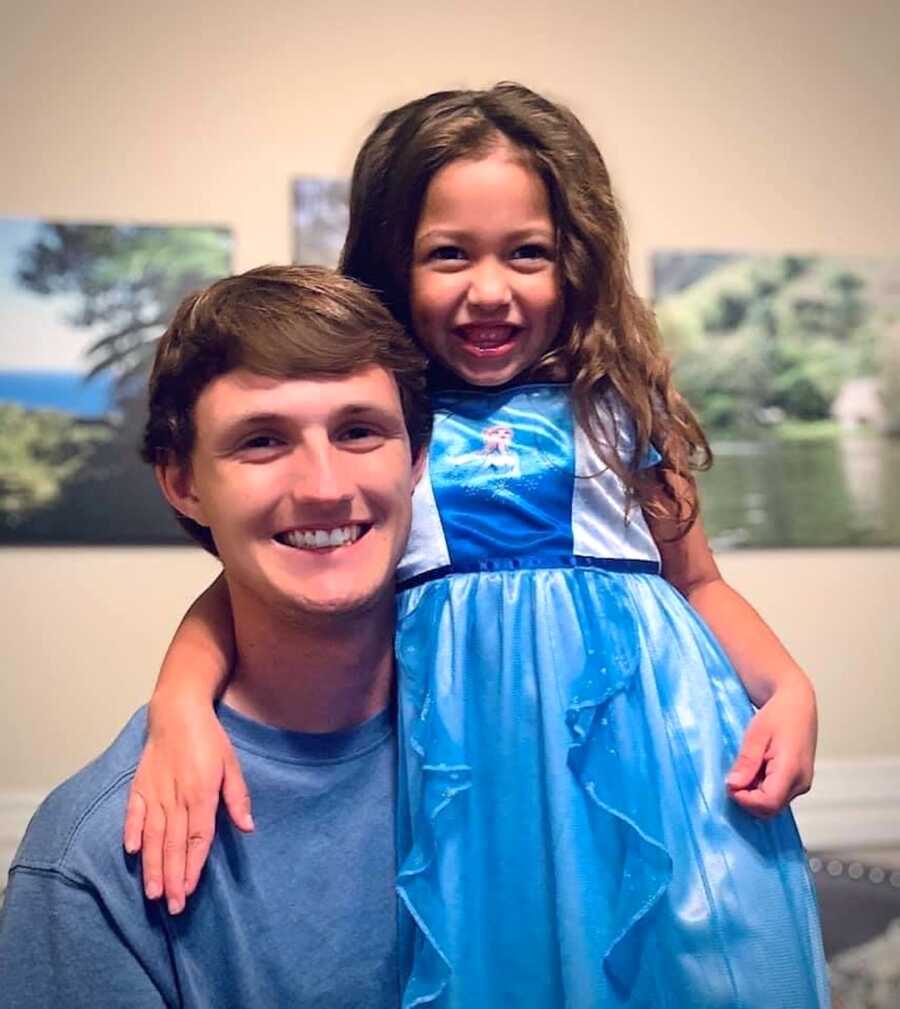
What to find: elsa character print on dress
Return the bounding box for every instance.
[444,424,520,477]
[125,84,829,1008]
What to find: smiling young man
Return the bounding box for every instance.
[0,266,431,1008]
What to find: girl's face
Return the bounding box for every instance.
[410,147,564,387]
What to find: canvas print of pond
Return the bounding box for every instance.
[653,251,900,548]
[0,218,231,544]
[292,177,349,268]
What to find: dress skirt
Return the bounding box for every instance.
[394,565,830,1008]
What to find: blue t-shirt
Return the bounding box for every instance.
[0,703,398,1008]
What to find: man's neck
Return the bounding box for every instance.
[222,590,395,734]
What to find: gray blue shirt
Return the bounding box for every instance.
[0,703,398,1008]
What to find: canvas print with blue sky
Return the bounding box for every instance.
[0,218,231,544]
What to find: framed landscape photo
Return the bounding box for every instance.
[652,251,900,548]
[0,218,232,545]
[292,177,349,268]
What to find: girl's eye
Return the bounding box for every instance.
[427,245,467,262]
[511,243,553,262]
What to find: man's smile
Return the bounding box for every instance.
[274,523,370,551]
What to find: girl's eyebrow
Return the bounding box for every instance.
[415,225,554,244]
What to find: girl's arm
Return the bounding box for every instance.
[122,574,252,914]
[643,472,817,817]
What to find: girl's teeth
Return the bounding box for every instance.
[462,326,514,347]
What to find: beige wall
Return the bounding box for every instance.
[2,0,899,792]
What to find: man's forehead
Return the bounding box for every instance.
[196,364,402,422]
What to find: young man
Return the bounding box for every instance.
[0,266,431,1007]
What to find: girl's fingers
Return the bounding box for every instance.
[162,803,188,915]
[732,753,806,817]
[725,752,763,790]
[755,764,793,813]
[726,724,769,790]
[184,795,217,897]
[789,770,813,800]
[222,753,254,833]
[123,789,147,855]
[141,804,167,901]
[729,786,780,818]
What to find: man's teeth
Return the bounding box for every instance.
[282,525,362,550]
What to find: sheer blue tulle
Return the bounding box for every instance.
[395,568,829,1008]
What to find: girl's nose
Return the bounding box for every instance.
[467,259,511,311]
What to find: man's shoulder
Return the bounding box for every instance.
[12,707,148,881]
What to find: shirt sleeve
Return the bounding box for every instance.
[0,868,169,1008]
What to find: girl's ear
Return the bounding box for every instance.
[155,456,210,528]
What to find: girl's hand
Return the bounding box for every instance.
[122,696,253,914]
[726,676,817,817]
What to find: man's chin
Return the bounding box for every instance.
[274,586,389,625]
[227,561,396,627]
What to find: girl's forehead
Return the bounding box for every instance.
[432,140,537,187]
[417,149,553,230]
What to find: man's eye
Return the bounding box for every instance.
[239,435,282,451]
[338,425,389,451]
[341,425,381,441]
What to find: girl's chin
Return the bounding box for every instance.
[440,353,531,389]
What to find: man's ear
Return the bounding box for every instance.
[411,444,428,490]
[155,455,209,528]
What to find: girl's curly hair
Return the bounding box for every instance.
[341,82,711,535]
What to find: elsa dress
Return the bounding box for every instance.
[393,384,829,1009]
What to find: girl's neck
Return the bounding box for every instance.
[426,362,544,395]
[425,349,577,396]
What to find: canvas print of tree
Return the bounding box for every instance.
[0,219,231,544]
[653,251,900,548]
[292,177,349,267]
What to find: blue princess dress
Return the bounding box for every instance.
[393,384,829,1009]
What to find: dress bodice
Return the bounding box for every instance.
[398,384,661,587]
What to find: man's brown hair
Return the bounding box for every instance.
[142,264,431,553]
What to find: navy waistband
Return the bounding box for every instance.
[396,554,661,593]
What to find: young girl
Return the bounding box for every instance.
[127,84,828,1006]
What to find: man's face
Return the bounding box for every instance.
[161,365,422,623]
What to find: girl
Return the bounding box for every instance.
[127,84,828,1006]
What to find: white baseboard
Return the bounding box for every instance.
[792,756,900,850]
[2,758,898,883]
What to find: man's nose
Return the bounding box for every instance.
[290,444,353,507]
[467,259,511,311]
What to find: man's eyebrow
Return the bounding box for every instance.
[336,403,406,426]
[219,412,286,435]
[217,404,403,438]
[338,403,398,416]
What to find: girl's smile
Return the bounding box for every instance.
[410,147,564,387]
